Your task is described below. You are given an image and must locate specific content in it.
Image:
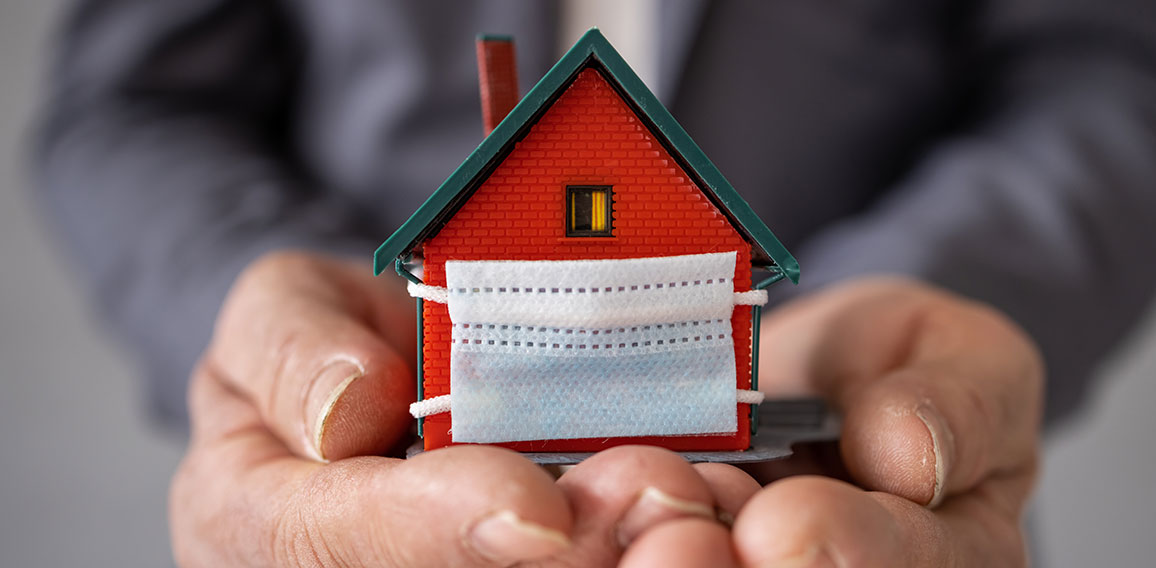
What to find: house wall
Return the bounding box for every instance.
[420,68,754,451]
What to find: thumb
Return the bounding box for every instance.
[173,362,573,567]
[208,252,416,461]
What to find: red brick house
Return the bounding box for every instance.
[374,29,798,455]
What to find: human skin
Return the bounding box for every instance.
[169,253,1041,567]
[624,278,1043,567]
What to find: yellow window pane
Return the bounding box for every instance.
[592,190,605,231]
[565,186,612,236]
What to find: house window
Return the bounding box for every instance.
[566,186,613,237]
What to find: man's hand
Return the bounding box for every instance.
[170,254,1041,566]
[168,252,749,567]
[624,278,1043,567]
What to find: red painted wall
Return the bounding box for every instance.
[420,68,754,452]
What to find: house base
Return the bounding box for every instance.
[406,399,839,465]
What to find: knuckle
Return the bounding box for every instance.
[266,471,348,567]
[270,504,333,568]
[272,464,400,567]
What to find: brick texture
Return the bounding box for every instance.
[421,68,755,452]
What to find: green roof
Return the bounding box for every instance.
[374,28,799,284]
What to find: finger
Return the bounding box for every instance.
[759,278,1043,505]
[838,348,1039,507]
[619,518,738,568]
[208,252,416,461]
[172,363,572,567]
[835,294,1043,507]
[555,446,718,565]
[692,463,761,524]
[731,475,1032,567]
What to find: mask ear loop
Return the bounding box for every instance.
[407,282,449,303]
[410,394,452,418]
[737,389,765,404]
[733,290,768,305]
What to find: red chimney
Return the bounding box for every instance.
[476,35,519,136]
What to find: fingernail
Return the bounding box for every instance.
[305,360,364,462]
[760,545,837,568]
[616,486,715,548]
[468,510,570,565]
[915,404,954,508]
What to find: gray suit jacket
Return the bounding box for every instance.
[33,0,1156,429]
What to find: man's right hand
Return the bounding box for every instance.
[169,252,745,567]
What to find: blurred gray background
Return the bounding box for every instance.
[2,2,1154,566]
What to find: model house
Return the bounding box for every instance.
[374,29,798,454]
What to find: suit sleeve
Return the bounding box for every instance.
[32,0,377,428]
[780,0,1156,425]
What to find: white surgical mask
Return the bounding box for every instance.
[408,251,766,443]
